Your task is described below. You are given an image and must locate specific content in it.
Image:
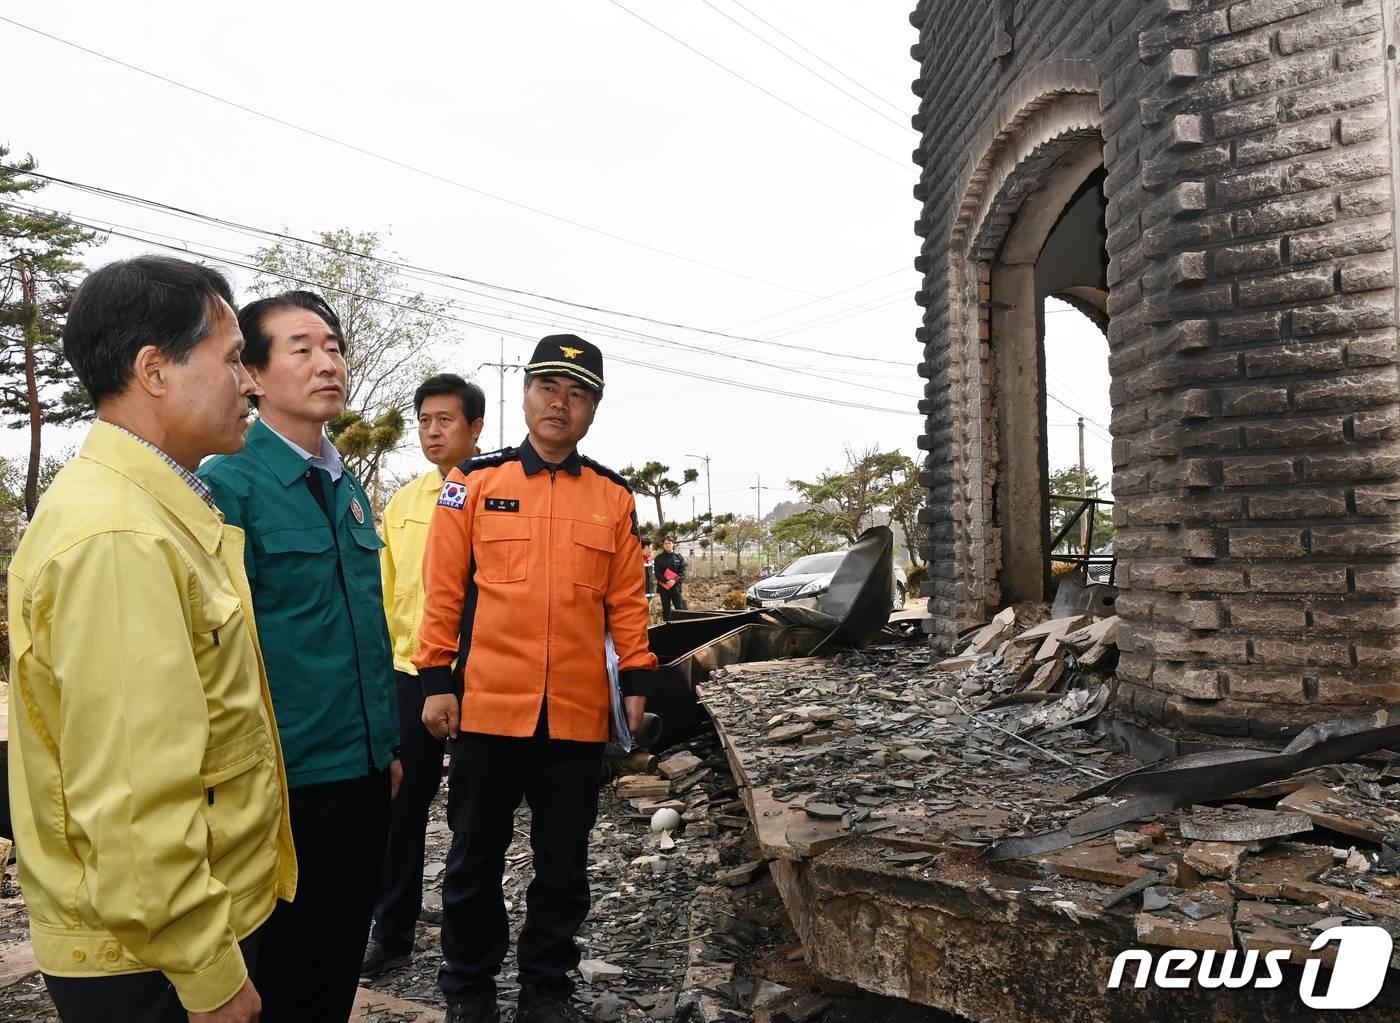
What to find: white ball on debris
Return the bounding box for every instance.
[649,807,681,833]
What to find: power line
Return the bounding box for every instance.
[4,201,922,418]
[724,0,909,118]
[0,13,880,300]
[602,0,907,171]
[26,170,914,366]
[694,0,911,132]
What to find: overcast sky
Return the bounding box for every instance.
[1,1,1111,523]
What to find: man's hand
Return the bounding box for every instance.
[189,978,260,1023]
[389,758,403,800]
[624,696,646,736]
[423,694,460,739]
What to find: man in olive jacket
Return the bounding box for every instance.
[200,290,400,1023]
[8,256,295,1023]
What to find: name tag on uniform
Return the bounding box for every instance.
[485,498,520,513]
[438,481,468,510]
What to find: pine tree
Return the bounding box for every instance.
[0,149,97,518]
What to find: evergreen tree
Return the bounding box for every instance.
[0,149,98,518]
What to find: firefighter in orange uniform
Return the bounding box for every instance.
[415,335,656,1023]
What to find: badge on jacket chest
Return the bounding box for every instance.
[438,481,468,510]
[484,498,520,513]
[351,498,365,524]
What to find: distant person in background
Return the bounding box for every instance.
[640,537,656,609]
[362,373,486,979]
[654,536,686,621]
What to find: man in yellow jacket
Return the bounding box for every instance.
[7,256,296,1023]
[362,373,485,978]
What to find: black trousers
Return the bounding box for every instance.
[255,769,392,1023]
[44,931,260,1022]
[371,672,446,953]
[659,584,685,621]
[439,720,605,1001]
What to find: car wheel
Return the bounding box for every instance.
[894,583,906,610]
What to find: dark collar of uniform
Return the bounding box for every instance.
[518,436,582,477]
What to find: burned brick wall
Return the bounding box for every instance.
[912,0,1400,733]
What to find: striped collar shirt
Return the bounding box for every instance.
[107,423,216,509]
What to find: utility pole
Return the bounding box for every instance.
[477,338,521,450]
[1078,416,1088,557]
[686,453,714,574]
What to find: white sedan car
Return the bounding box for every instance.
[746,550,908,611]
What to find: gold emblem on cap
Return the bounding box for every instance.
[560,345,583,359]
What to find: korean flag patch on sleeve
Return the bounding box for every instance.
[438,480,468,510]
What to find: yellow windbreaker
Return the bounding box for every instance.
[381,467,444,675]
[6,422,296,1012]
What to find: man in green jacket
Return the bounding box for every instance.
[200,290,400,1023]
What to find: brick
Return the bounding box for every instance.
[1293,367,1399,410]
[1243,340,1345,377]
[1209,35,1270,70]
[1301,451,1400,482]
[1169,114,1206,148]
[1131,561,1249,591]
[1245,415,1345,448]
[1292,297,1395,337]
[1238,267,1334,307]
[1312,600,1400,633]
[1127,493,1244,526]
[1340,257,1393,294]
[1227,49,1333,100]
[1217,311,1282,343]
[1178,668,1225,700]
[1155,459,1216,488]
[1290,219,1392,263]
[1153,632,1250,664]
[1339,183,1393,218]
[1145,182,1207,226]
[1212,168,1282,205]
[1168,283,1235,316]
[1212,97,1279,138]
[1352,406,1400,440]
[1213,239,1282,276]
[1222,671,1306,701]
[1312,526,1400,557]
[1232,193,1335,239]
[1315,674,1400,704]
[1340,113,1388,146]
[1234,121,1332,167]
[1284,146,1392,195]
[1228,0,1330,32]
[1230,600,1308,630]
[1282,73,1386,121]
[1247,490,1348,518]
[1275,11,1382,56]
[1167,48,1203,82]
[1252,638,1352,667]
[1183,528,1223,558]
[1220,456,1297,487]
[1146,251,1208,290]
[1354,565,1400,595]
[1249,565,1348,593]
[1142,213,1233,257]
[1228,529,1306,559]
[1220,386,1287,416]
[1143,144,1232,190]
[1354,484,1400,517]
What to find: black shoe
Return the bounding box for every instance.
[517,989,593,1023]
[359,940,412,978]
[445,994,501,1023]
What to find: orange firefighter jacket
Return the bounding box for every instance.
[413,440,657,742]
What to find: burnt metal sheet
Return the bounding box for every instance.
[646,618,789,751]
[989,707,1400,861]
[770,526,895,655]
